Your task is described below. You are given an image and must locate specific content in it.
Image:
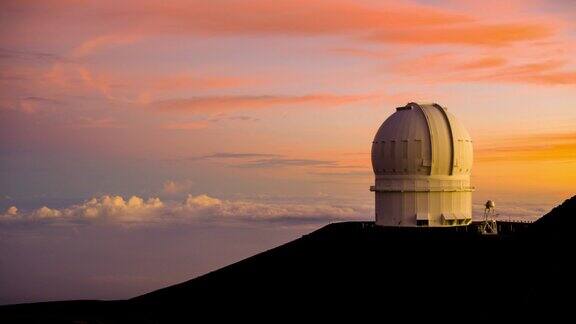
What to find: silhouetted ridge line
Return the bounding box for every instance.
[2,194,575,322]
[531,195,576,234]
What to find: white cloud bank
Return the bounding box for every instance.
[0,194,367,227]
[1,194,548,227]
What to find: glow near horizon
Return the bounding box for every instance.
[0,0,575,218]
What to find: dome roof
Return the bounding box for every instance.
[371,102,473,176]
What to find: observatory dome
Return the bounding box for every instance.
[370,102,474,227]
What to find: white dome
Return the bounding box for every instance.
[371,102,473,177]
[370,102,474,227]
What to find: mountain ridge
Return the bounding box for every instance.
[2,195,575,322]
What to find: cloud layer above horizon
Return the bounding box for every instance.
[0,194,368,227]
[1,191,551,230]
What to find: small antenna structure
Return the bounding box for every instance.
[480,200,498,235]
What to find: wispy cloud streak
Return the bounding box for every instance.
[154,94,377,113]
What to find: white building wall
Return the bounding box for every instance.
[373,176,473,227]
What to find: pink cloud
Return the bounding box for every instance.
[154,94,378,113]
[152,75,257,91]
[161,121,210,130]
[72,34,143,58]
[71,117,123,129]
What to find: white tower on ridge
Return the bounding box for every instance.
[370,102,474,227]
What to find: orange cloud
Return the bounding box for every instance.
[72,34,142,57]
[391,52,576,86]
[391,52,455,76]
[154,94,378,113]
[491,60,565,77]
[4,0,563,51]
[146,0,470,36]
[468,60,576,85]
[525,72,576,85]
[100,1,558,50]
[456,56,507,70]
[476,132,576,162]
[369,23,554,46]
[10,0,476,50]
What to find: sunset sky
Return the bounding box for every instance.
[1,0,575,304]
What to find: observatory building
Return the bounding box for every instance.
[370,102,473,227]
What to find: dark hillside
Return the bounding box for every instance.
[2,195,575,322]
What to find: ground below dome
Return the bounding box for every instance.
[2,195,575,322]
